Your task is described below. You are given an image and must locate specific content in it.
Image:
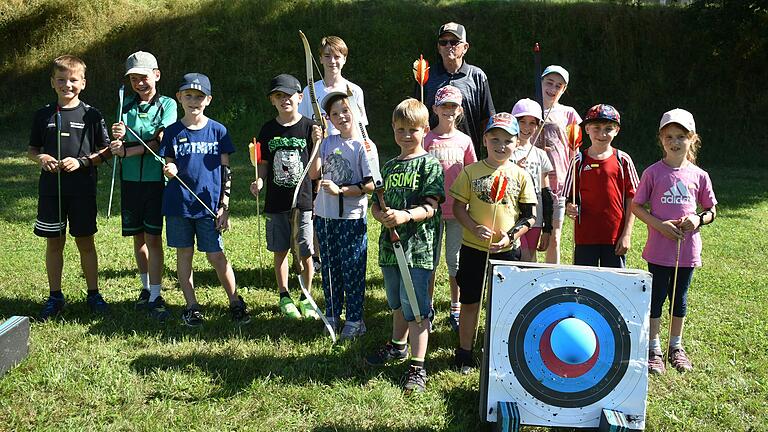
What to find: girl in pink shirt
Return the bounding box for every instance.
[631,109,717,375]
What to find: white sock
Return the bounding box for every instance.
[140,273,149,291]
[149,284,162,302]
[450,302,461,315]
[669,336,683,349]
[649,338,661,352]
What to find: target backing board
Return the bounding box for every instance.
[479,261,651,430]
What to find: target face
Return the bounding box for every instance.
[480,262,651,429]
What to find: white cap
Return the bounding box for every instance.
[541,65,569,84]
[511,98,543,122]
[125,51,158,76]
[659,108,696,132]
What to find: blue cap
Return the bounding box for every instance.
[178,73,211,96]
[484,112,519,136]
[541,65,570,84]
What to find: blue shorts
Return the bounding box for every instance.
[381,265,431,322]
[166,216,223,252]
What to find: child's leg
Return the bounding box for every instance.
[519,228,542,263]
[458,302,481,351]
[207,251,239,303]
[74,235,98,291]
[45,236,66,292]
[176,247,196,306]
[274,250,289,293]
[132,233,149,281]
[145,233,164,286]
[296,210,315,292]
[669,267,694,346]
[341,219,367,322]
[444,219,463,319]
[545,220,563,264]
[315,217,341,318]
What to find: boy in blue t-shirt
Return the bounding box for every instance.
[159,73,250,326]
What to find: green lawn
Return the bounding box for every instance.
[0,132,766,431]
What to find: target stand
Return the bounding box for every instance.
[479,262,651,431]
[0,316,30,377]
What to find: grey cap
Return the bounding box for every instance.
[125,51,158,76]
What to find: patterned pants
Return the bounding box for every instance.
[314,217,367,322]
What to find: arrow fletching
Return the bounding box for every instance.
[412,55,429,86]
[566,122,583,151]
[249,138,262,166]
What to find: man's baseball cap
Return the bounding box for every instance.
[659,108,696,132]
[438,22,467,41]
[511,98,543,123]
[485,112,519,136]
[541,65,570,85]
[267,74,302,96]
[178,73,211,96]
[124,51,158,76]
[434,85,463,106]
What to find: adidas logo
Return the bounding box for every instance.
[661,180,692,204]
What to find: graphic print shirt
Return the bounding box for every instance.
[313,134,376,220]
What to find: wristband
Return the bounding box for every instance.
[404,209,413,223]
[697,209,714,227]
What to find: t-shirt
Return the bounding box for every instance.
[541,103,582,195]
[257,117,315,213]
[159,118,235,219]
[314,134,376,220]
[562,148,639,245]
[29,101,109,196]
[511,143,553,228]
[371,153,444,270]
[423,129,476,220]
[298,80,368,136]
[633,160,717,267]
[450,161,537,252]
[120,94,178,182]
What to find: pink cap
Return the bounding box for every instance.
[511,98,543,123]
[434,85,463,106]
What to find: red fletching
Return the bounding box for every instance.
[490,173,508,203]
[249,138,262,166]
[566,123,583,151]
[413,55,429,86]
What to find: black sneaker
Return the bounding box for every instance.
[135,289,151,310]
[365,343,408,366]
[454,347,475,374]
[401,366,427,394]
[38,295,65,321]
[230,295,251,325]
[148,296,171,322]
[87,293,109,314]
[181,305,204,327]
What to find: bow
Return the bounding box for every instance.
[412,55,430,104]
[296,30,336,342]
[107,84,124,218]
[566,120,583,211]
[249,138,264,288]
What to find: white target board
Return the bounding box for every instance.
[479,261,651,429]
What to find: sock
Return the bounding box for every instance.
[140,273,149,291]
[649,338,662,352]
[450,302,461,316]
[669,336,683,349]
[279,291,290,299]
[391,339,407,351]
[409,357,425,368]
[87,289,99,297]
[148,284,162,302]
[50,290,64,299]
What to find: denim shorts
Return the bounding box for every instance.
[381,265,432,322]
[166,216,223,252]
[265,211,314,256]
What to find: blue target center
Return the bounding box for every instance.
[550,317,597,364]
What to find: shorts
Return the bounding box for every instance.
[519,227,542,251]
[166,216,223,252]
[266,211,314,257]
[121,181,163,236]
[433,218,463,276]
[456,244,520,304]
[553,195,566,222]
[382,265,432,322]
[573,244,625,268]
[34,194,97,238]
[648,263,694,319]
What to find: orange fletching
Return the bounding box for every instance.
[412,55,429,86]
[249,138,262,166]
[566,123,583,151]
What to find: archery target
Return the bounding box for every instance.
[480,261,651,429]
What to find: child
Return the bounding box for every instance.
[631,109,717,373]
[28,55,112,320]
[450,112,537,372]
[109,51,177,320]
[299,36,368,136]
[563,104,638,268]
[539,65,581,264]
[159,73,249,326]
[308,92,376,339]
[250,74,318,320]
[423,85,477,332]
[365,98,444,394]
[511,98,554,262]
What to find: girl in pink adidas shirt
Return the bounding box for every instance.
[631,109,717,375]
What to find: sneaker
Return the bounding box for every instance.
[340,320,367,340]
[148,295,171,322]
[38,295,65,321]
[454,347,475,375]
[279,296,302,320]
[135,289,151,310]
[448,312,460,333]
[365,342,408,366]
[181,305,204,327]
[87,293,109,314]
[230,295,251,325]
[668,347,693,372]
[326,316,340,333]
[298,297,320,320]
[401,366,427,394]
[648,349,666,375]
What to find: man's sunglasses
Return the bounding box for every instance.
[438,39,463,47]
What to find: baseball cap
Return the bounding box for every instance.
[434,85,463,106]
[659,108,696,132]
[178,73,211,96]
[485,112,519,136]
[438,22,467,41]
[267,74,302,96]
[541,65,569,85]
[511,98,543,123]
[581,104,621,126]
[124,51,158,76]
[321,90,348,114]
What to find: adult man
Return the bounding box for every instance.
[421,22,495,157]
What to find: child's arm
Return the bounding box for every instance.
[615,197,635,255]
[162,157,177,179]
[27,146,59,173]
[307,126,324,181]
[678,206,716,232]
[453,199,494,243]
[630,200,682,240]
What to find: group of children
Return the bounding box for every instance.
[28,35,717,394]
